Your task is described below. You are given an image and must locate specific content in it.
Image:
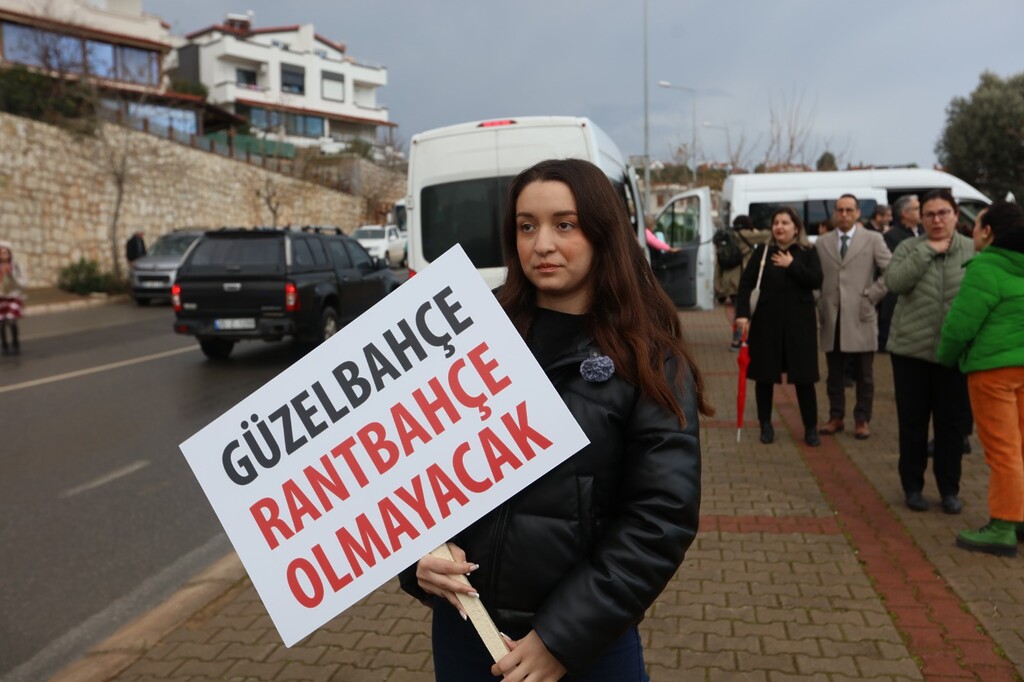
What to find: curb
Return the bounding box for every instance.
[49,552,246,682]
[24,294,130,317]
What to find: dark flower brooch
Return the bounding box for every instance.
[580,353,615,382]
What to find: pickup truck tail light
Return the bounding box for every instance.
[285,282,299,312]
[171,284,182,312]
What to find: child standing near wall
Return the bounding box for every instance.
[0,244,24,355]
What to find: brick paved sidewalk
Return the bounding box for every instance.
[55,307,1024,681]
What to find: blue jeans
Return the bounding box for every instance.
[431,599,650,681]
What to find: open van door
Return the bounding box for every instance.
[651,187,715,310]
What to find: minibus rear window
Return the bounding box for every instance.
[421,177,514,268]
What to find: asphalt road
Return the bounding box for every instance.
[0,300,304,681]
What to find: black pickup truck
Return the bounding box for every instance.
[172,227,401,359]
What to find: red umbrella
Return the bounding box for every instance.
[736,327,750,442]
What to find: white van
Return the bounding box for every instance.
[721,168,991,233]
[405,116,646,290]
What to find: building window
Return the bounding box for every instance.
[2,22,83,73]
[118,46,158,85]
[321,71,344,102]
[241,104,322,138]
[1,22,159,86]
[86,40,115,78]
[280,64,304,95]
[236,67,257,88]
[2,23,44,67]
[305,116,324,137]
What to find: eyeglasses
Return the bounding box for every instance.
[923,208,954,221]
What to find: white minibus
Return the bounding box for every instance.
[721,168,991,233]
[405,116,716,309]
[405,116,646,290]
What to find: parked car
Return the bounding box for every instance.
[352,224,407,267]
[128,229,204,305]
[172,227,400,359]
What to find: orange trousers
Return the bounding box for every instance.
[967,367,1024,523]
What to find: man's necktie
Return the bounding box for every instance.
[840,234,849,259]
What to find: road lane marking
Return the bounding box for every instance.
[60,460,152,498]
[0,345,197,395]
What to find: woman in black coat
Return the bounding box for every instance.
[734,207,823,446]
[400,159,709,681]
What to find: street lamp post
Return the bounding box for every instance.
[658,80,697,183]
[702,120,731,170]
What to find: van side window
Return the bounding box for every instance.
[656,196,701,245]
[749,202,803,230]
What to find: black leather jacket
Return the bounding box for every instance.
[400,333,702,674]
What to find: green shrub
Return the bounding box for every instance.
[0,65,95,130]
[57,258,123,295]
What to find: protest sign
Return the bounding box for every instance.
[180,245,590,647]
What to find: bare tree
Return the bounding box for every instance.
[256,173,283,227]
[760,89,817,170]
[9,2,186,278]
[725,129,758,172]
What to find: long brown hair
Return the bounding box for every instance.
[497,159,713,424]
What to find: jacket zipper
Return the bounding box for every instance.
[483,345,593,597]
[932,248,948,358]
[486,502,510,598]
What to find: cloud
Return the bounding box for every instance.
[144,0,1024,168]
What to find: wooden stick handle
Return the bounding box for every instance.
[430,542,510,662]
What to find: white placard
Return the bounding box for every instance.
[180,245,589,646]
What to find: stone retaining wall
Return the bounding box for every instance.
[0,111,368,286]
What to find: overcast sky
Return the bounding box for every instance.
[141,0,1023,170]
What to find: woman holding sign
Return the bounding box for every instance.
[401,159,708,680]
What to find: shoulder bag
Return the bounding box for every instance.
[748,244,770,316]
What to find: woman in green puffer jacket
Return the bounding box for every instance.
[937,202,1024,557]
[886,189,975,516]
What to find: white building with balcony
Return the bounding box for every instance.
[176,13,395,154]
[0,0,245,136]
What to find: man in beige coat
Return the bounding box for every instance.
[816,194,892,439]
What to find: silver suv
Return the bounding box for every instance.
[129,230,204,305]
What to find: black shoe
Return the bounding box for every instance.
[804,427,820,447]
[941,495,963,515]
[759,422,774,444]
[905,491,929,512]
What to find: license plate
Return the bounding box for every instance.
[140,281,166,288]
[214,318,256,330]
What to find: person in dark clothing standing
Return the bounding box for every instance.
[401,159,707,681]
[886,189,974,515]
[866,204,892,232]
[125,230,146,263]
[735,207,824,446]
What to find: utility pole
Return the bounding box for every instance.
[643,0,651,221]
